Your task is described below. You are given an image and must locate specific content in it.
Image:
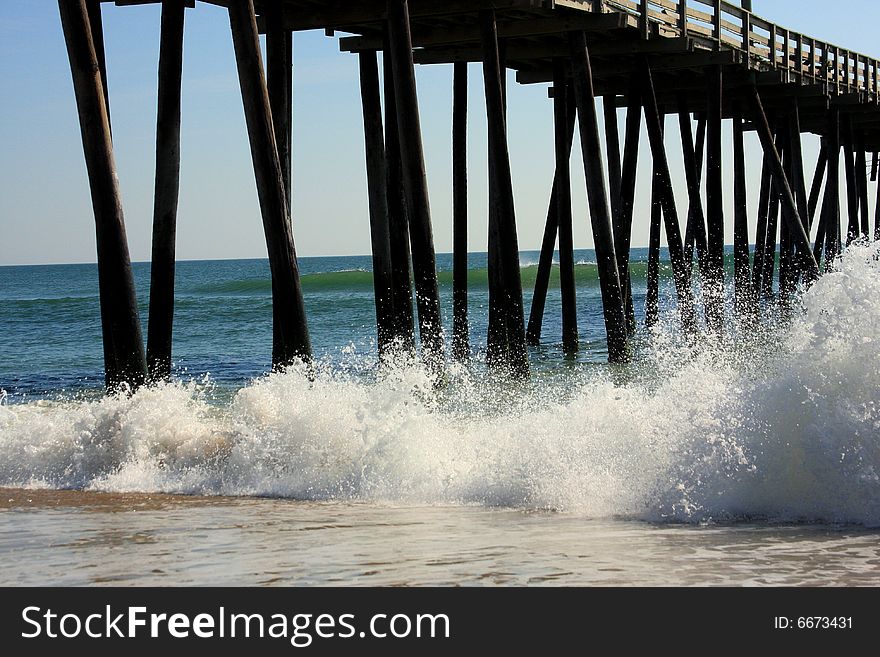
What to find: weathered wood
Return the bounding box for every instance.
[604,96,623,233]
[616,81,641,333]
[763,171,780,299]
[732,109,752,313]
[855,131,871,238]
[382,43,415,351]
[778,123,795,302]
[683,114,708,275]
[781,100,810,286]
[807,144,827,230]
[555,62,578,355]
[677,99,709,288]
[85,0,110,130]
[229,0,311,368]
[752,149,772,295]
[482,9,528,375]
[59,0,147,389]
[641,63,696,331]
[748,85,820,281]
[452,61,469,361]
[842,118,860,244]
[645,154,663,329]
[875,173,880,241]
[266,3,292,210]
[147,0,186,382]
[387,0,444,361]
[526,91,576,346]
[358,50,395,357]
[822,106,842,266]
[705,64,725,334]
[569,31,629,362]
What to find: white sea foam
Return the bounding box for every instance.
[1,243,879,524]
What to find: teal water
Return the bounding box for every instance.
[0,248,665,399]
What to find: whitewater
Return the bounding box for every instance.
[2,242,878,532]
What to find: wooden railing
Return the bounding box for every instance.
[558,0,880,100]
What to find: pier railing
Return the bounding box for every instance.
[556,0,879,101]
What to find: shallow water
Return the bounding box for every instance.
[2,489,878,586]
[2,245,880,586]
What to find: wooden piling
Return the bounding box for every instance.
[358,51,396,357]
[752,149,773,295]
[604,96,623,232]
[822,105,842,265]
[641,63,695,330]
[382,44,415,351]
[569,31,629,362]
[807,144,827,231]
[684,115,708,270]
[732,110,751,313]
[677,99,709,294]
[266,2,292,210]
[85,0,110,129]
[146,0,186,383]
[386,0,445,362]
[747,85,820,281]
[481,9,528,375]
[554,61,578,355]
[855,131,870,238]
[228,0,311,368]
[525,92,576,346]
[705,65,725,334]
[842,118,860,245]
[59,0,147,389]
[645,157,663,329]
[452,62,469,362]
[616,82,642,333]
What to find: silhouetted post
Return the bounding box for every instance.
[604,96,622,230]
[748,85,820,281]
[59,0,147,390]
[554,61,578,355]
[645,158,663,328]
[616,82,642,332]
[807,144,827,231]
[752,150,772,295]
[875,174,880,241]
[147,0,186,382]
[823,106,842,266]
[788,100,811,283]
[358,51,395,357]
[383,44,415,351]
[387,0,444,362]
[481,9,528,375]
[842,118,860,245]
[229,0,311,368]
[569,31,629,362]
[778,125,794,302]
[732,110,752,313]
[526,93,576,346]
[266,2,292,210]
[684,115,708,270]
[85,0,110,129]
[705,65,725,334]
[855,131,870,238]
[452,62,469,361]
[677,98,710,310]
[763,173,780,299]
[642,63,695,331]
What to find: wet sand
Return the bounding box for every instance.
[2,487,879,586]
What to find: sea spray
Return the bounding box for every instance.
[1,243,879,524]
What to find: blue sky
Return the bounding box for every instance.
[1,0,878,265]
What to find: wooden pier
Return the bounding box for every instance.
[58,0,880,387]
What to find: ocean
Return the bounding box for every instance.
[1,245,879,586]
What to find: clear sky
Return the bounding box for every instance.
[1,0,878,265]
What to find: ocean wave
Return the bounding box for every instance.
[1,243,879,525]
